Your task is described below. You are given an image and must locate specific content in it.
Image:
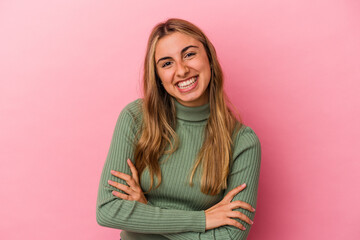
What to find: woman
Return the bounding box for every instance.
[96,18,261,240]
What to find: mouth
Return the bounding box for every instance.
[175,76,198,90]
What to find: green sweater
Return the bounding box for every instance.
[96,98,261,240]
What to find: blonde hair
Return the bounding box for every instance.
[134,18,241,195]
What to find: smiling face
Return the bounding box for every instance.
[155,32,211,107]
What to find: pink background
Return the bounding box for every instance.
[1,0,359,239]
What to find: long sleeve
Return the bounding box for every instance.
[161,127,262,240]
[96,104,206,234]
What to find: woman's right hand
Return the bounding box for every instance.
[204,183,255,231]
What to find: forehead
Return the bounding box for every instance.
[155,32,202,60]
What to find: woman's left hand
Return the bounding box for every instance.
[108,159,148,205]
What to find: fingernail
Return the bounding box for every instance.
[127,159,131,164]
[242,226,246,230]
[108,180,114,184]
[242,183,246,187]
[111,170,116,174]
[252,208,256,212]
[250,220,254,224]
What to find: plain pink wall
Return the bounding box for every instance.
[1,0,359,239]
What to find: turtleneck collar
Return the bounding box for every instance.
[173,98,210,122]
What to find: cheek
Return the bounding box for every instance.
[157,70,173,84]
[192,57,211,74]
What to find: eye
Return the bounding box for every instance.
[161,61,172,68]
[184,52,196,58]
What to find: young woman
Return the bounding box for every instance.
[96,18,261,240]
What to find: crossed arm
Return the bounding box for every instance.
[96,109,261,239]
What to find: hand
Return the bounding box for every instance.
[108,159,148,205]
[204,183,255,231]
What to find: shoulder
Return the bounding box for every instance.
[229,123,261,170]
[234,124,260,141]
[120,98,143,118]
[233,123,261,155]
[115,98,143,132]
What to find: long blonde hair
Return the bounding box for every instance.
[134,18,241,195]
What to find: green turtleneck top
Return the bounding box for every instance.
[96,98,261,240]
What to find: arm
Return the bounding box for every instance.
[96,104,206,234]
[161,126,262,240]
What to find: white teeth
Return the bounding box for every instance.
[177,77,197,89]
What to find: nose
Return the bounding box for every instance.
[176,61,189,78]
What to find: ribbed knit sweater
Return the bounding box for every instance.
[96,98,261,240]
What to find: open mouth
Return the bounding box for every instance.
[176,76,198,90]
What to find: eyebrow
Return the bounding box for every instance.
[156,45,199,65]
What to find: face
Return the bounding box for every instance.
[155,32,211,107]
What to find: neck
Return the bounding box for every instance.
[173,98,210,122]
